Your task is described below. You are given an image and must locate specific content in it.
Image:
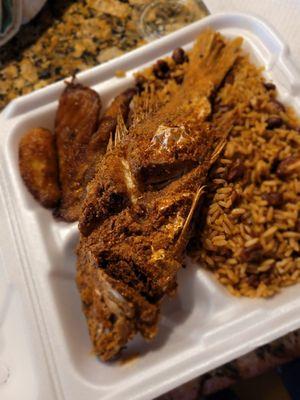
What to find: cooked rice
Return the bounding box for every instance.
[136,44,300,298]
[194,56,300,298]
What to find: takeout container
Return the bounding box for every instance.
[1,13,300,400]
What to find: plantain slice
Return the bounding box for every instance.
[19,127,60,208]
[55,82,101,222]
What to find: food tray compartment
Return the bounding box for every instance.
[1,13,300,400]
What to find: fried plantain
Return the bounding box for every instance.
[19,128,60,208]
[55,82,101,222]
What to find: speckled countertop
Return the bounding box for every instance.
[0,0,205,109]
[0,0,145,107]
[1,1,300,398]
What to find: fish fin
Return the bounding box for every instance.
[115,113,128,146]
[132,84,159,126]
[175,185,206,255]
[210,137,227,164]
[106,132,113,153]
[131,95,143,127]
[209,108,236,163]
[184,30,242,95]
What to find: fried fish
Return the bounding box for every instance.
[77,30,242,361]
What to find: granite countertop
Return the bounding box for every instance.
[0,0,147,108]
[1,0,299,397]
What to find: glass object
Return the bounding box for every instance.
[139,0,210,41]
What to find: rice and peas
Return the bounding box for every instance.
[195,56,300,297]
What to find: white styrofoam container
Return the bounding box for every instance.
[1,13,300,400]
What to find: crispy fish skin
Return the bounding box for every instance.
[79,150,132,237]
[19,128,60,208]
[77,244,159,361]
[80,88,137,236]
[127,33,243,188]
[77,30,242,361]
[55,82,101,222]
